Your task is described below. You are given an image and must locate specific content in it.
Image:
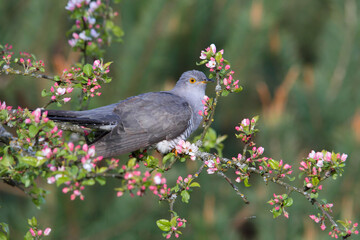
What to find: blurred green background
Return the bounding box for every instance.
[1,0,360,239]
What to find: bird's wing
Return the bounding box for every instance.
[93,92,192,158]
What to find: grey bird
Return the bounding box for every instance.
[46,70,212,158]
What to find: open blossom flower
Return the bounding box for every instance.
[68,38,77,47]
[175,140,199,160]
[200,50,207,59]
[205,57,216,68]
[56,87,66,95]
[89,0,100,12]
[90,29,100,38]
[79,31,91,41]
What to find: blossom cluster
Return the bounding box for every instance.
[234,116,259,144]
[328,220,359,239]
[66,0,104,48]
[299,150,347,198]
[26,216,51,239]
[0,44,45,74]
[42,59,112,105]
[65,0,123,58]
[205,158,220,174]
[175,140,198,161]
[165,218,187,239]
[198,95,210,117]
[198,44,241,94]
[268,193,293,219]
[115,163,170,199]
[157,216,187,239]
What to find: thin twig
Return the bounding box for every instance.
[217,171,249,204]
[0,68,56,81]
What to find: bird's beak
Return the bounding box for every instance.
[200,78,214,84]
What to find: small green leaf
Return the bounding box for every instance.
[127,158,137,168]
[232,86,243,93]
[20,156,39,167]
[97,167,108,174]
[0,222,9,240]
[215,51,222,63]
[243,177,251,187]
[28,125,40,138]
[163,152,175,164]
[96,176,106,185]
[268,159,279,170]
[82,179,95,186]
[181,190,190,203]
[0,231,8,240]
[272,208,282,218]
[170,216,177,227]
[54,75,60,81]
[284,197,293,207]
[56,176,71,187]
[312,177,320,186]
[221,89,229,96]
[196,60,208,66]
[156,219,171,232]
[41,89,48,97]
[83,64,93,76]
[112,26,124,37]
[189,182,200,188]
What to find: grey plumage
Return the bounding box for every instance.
[46,70,211,158]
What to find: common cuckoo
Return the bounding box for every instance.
[47,70,212,158]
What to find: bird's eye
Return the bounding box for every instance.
[189,78,196,84]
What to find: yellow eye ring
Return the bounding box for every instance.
[189,78,196,84]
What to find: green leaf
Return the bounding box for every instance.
[221,89,229,96]
[0,154,14,167]
[268,159,279,170]
[163,152,175,164]
[96,176,106,185]
[196,60,208,66]
[311,177,319,186]
[284,197,293,207]
[0,222,9,240]
[232,86,243,93]
[19,156,39,167]
[0,232,8,240]
[272,208,282,218]
[112,26,124,37]
[41,89,48,97]
[127,158,137,168]
[189,182,200,188]
[215,51,222,63]
[83,64,93,76]
[28,217,37,227]
[170,217,177,227]
[54,75,60,81]
[156,219,171,232]
[28,125,40,138]
[97,167,108,174]
[82,179,95,186]
[243,177,251,187]
[56,176,71,187]
[181,190,190,203]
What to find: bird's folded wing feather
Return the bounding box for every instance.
[46,103,119,127]
[93,92,192,157]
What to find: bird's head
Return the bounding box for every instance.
[173,70,213,94]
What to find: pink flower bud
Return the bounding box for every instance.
[29,228,36,237]
[44,228,51,236]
